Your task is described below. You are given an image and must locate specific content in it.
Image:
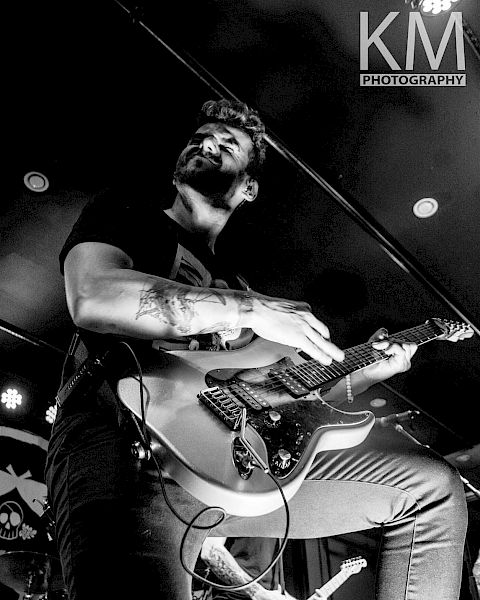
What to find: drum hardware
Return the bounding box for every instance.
[0,551,65,599]
[33,498,56,542]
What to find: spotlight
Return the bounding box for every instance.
[408,0,464,16]
[1,388,23,410]
[45,404,58,424]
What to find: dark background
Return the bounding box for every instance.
[1,1,479,597]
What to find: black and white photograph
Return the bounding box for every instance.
[1,1,480,598]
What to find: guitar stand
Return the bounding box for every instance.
[388,422,480,600]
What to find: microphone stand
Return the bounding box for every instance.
[386,417,480,600]
[389,420,480,501]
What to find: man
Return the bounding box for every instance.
[45,99,467,600]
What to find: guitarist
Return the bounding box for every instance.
[199,536,295,600]
[45,98,467,600]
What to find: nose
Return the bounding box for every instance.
[200,136,220,156]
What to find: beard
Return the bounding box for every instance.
[174,154,239,202]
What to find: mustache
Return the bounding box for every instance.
[185,148,222,167]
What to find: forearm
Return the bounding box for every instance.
[201,542,266,600]
[68,267,256,339]
[64,242,345,365]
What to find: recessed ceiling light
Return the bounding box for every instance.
[413,197,438,219]
[24,171,50,193]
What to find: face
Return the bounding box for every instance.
[174,122,256,204]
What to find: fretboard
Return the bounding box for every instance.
[285,320,443,392]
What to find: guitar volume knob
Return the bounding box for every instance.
[266,410,281,426]
[274,448,291,470]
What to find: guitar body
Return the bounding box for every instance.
[117,337,375,517]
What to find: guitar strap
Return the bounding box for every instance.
[55,330,146,447]
[56,334,105,407]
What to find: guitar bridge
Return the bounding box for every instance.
[198,386,243,430]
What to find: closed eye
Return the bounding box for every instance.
[189,134,204,145]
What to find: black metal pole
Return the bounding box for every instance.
[0,318,65,355]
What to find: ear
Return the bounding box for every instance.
[242,177,258,203]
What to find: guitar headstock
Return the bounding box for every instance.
[340,556,367,574]
[430,318,475,342]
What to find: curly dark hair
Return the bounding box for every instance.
[197,99,267,179]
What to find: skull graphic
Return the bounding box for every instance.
[0,500,24,540]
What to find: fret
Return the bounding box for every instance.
[290,364,325,389]
[283,320,450,391]
[320,365,341,380]
[313,570,349,598]
[307,557,367,600]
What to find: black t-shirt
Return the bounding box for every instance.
[60,184,246,288]
[56,183,254,430]
[60,184,253,354]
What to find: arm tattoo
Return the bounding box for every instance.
[234,291,255,313]
[135,283,227,334]
[231,291,255,328]
[203,545,263,599]
[196,322,233,334]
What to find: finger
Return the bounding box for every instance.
[300,311,331,339]
[382,342,413,371]
[368,327,388,343]
[372,345,411,376]
[298,336,342,365]
[381,342,405,356]
[304,328,345,362]
[371,339,390,350]
[401,342,418,360]
[296,300,313,313]
[374,339,417,357]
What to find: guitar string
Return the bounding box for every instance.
[223,323,441,400]
[210,322,464,422]
[222,321,467,410]
[221,337,435,405]
[274,324,438,388]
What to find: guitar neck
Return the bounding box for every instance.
[286,320,444,390]
[307,569,353,600]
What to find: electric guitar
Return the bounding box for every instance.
[117,318,473,516]
[307,556,367,599]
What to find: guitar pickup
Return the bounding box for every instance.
[268,368,310,397]
[229,382,270,410]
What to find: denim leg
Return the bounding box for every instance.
[47,413,467,600]
[216,427,468,600]
[46,411,210,600]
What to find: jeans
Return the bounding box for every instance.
[46,403,467,600]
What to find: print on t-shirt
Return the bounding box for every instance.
[152,243,253,352]
[170,244,213,287]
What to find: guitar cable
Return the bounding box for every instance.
[179,470,291,593]
[119,340,292,593]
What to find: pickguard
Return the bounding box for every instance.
[202,358,372,478]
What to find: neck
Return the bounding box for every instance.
[165,189,234,250]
